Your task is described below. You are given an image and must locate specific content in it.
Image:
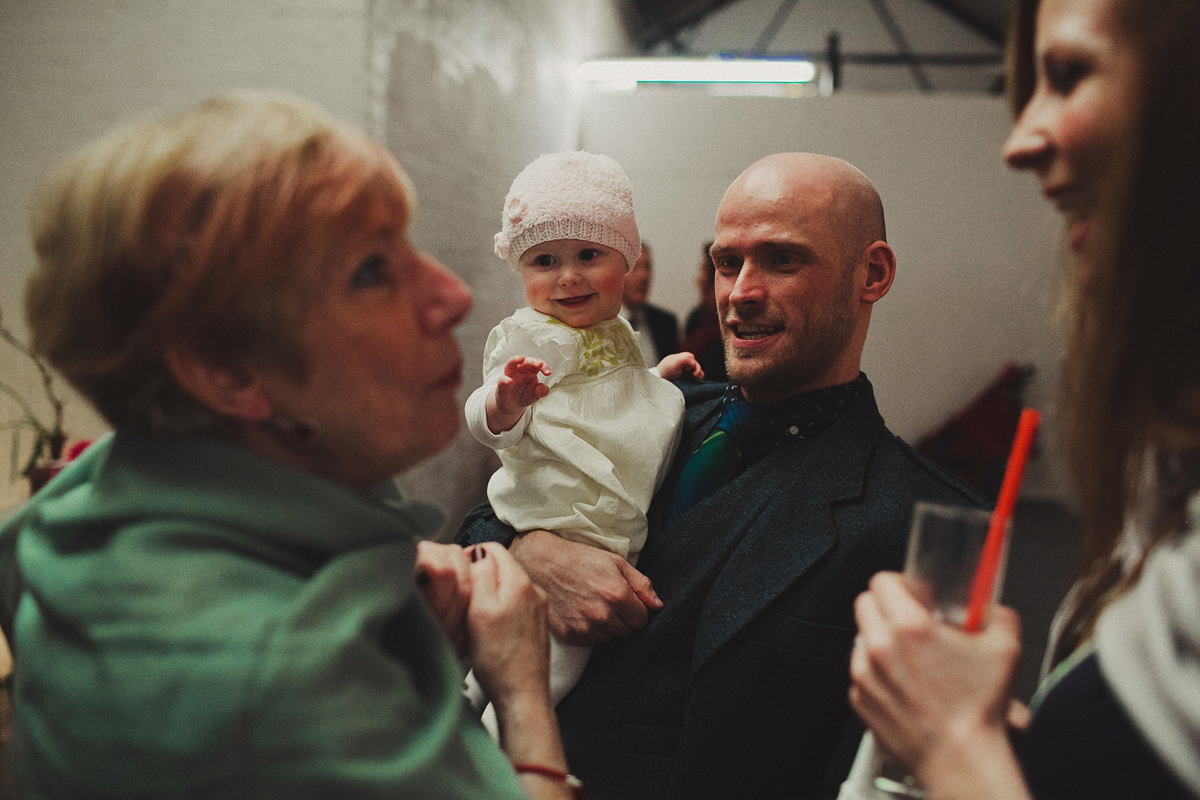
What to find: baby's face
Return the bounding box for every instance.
[518,239,626,328]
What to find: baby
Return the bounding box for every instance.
[465,151,701,734]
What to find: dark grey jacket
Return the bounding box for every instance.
[459,378,986,799]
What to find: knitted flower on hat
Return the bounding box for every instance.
[494,150,641,271]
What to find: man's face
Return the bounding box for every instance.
[710,168,863,403]
[623,250,652,309]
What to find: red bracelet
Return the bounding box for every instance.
[511,763,588,799]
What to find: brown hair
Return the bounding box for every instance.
[26,92,412,434]
[1009,0,1200,657]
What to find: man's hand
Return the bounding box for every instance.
[509,530,663,645]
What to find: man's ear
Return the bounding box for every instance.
[860,241,896,305]
[163,346,273,422]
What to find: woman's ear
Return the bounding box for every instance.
[163,347,272,422]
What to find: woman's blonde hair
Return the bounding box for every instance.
[26,91,413,434]
[1008,0,1200,657]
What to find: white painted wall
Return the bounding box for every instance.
[581,89,1068,500]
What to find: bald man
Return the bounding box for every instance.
[461,154,984,799]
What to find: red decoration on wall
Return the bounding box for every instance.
[915,362,1037,502]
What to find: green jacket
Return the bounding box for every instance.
[3,432,524,799]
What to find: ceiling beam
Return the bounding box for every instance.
[752,0,800,54]
[627,0,1011,54]
[867,0,933,92]
[627,0,742,51]
[918,0,1009,47]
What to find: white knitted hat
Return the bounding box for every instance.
[494,150,641,271]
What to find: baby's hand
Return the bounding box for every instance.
[656,351,704,382]
[495,356,551,415]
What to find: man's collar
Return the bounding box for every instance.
[720,373,869,454]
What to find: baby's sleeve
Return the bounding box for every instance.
[483,317,576,391]
[466,321,532,450]
[464,383,529,451]
[466,315,580,451]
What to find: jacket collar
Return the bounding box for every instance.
[689,383,885,673]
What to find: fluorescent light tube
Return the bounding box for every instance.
[577,58,816,85]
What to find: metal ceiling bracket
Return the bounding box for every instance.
[866,0,934,92]
[753,0,801,53]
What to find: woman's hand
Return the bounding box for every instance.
[510,530,662,645]
[465,543,550,704]
[466,543,573,797]
[849,571,1030,799]
[414,540,472,657]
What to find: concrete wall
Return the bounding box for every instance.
[0,0,632,517]
[580,90,1068,500]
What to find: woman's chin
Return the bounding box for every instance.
[1067,217,1091,252]
[412,413,462,465]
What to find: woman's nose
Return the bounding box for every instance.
[1003,101,1053,172]
[422,255,472,333]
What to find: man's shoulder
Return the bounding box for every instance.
[645,303,679,325]
[678,380,727,407]
[871,427,990,509]
[832,380,988,510]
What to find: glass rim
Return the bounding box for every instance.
[912,501,993,525]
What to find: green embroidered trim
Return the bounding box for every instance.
[543,317,642,378]
[578,325,640,377]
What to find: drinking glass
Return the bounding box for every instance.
[840,501,1008,800]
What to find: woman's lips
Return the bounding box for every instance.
[1043,184,1092,252]
[434,361,463,391]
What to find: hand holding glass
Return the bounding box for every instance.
[840,501,1009,800]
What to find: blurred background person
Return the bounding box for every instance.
[682,240,727,384]
[621,241,680,365]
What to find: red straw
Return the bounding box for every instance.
[962,408,1041,632]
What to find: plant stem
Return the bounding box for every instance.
[0,321,66,460]
[0,380,46,436]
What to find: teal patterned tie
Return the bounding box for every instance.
[665,397,771,527]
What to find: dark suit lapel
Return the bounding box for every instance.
[647,305,679,356]
[645,385,725,537]
[690,393,885,674]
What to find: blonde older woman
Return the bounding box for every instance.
[2,92,581,799]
